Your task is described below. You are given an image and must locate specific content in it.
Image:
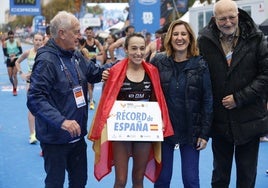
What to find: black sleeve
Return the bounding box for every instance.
[16,46,23,56]
[3,47,8,57]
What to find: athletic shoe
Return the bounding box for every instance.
[29,133,38,144]
[13,88,17,96]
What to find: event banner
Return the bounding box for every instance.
[10,0,41,15]
[107,100,163,141]
[129,0,160,34]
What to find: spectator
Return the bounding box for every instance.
[84,26,105,110]
[198,0,268,187]
[145,32,152,46]
[27,11,111,188]
[43,25,50,45]
[145,28,167,62]
[108,25,135,62]
[103,33,117,65]
[151,19,213,188]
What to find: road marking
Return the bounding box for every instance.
[1,85,26,91]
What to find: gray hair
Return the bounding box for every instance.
[50,11,76,38]
[213,0,238,16]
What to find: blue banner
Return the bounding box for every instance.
[10,0,41,15]
[160,0,188,27]
[177,0,188,13]
[32,15,46,33]
[129,0,160,34]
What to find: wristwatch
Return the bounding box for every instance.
[18,71,22,75]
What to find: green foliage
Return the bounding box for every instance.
[86,5,103,15]
[8,16,33,30]
[189,0,196,6]
[199,0,213,3]
[84,0,129,2]
[42,0,76,24]
[5,0,74,30]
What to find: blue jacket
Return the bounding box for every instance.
[27,39,108,144]
[151,53,213,145]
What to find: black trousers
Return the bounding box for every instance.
[211,136,259,188]
[41,138,87,188]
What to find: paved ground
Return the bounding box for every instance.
[0,43,267,188]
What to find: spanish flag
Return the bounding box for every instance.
[88,58,174,182]
[150,124,159,131]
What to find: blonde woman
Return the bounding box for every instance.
[15,33,43,144]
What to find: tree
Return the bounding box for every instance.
[75,0,82,13]
[42,0,75,24]
[8,16,33,31]
[200,0,213,4]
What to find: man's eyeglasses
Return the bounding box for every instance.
[215,14,238,24]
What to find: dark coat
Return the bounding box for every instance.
[151,53,213,145]
[198,9,268,145]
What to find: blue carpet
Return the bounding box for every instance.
[0,43,267,188]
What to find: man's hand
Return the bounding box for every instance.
[61,120,81,138]
[102,68,110,82]
[222,94,237,109]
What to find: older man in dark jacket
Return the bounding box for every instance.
[198,0,268,188]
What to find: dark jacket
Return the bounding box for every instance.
[198,9,268,145]
[27,39,108,144]
[151,53,213,145]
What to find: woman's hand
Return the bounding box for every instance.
[196,138,207,150]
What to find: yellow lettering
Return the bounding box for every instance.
[15,0,36,5]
